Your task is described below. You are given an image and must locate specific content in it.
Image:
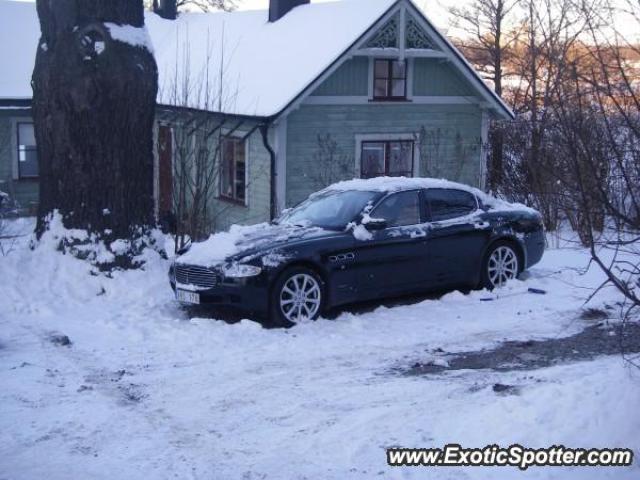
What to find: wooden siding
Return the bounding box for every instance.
[285,103,483,207]
[309,56,479,99]
[413,58,476,96]
[310,57,370,97]
[0,111,271,227]
[166,116,272,233]
[209,128,272,231]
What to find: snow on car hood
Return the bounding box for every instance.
[175,222,329,268]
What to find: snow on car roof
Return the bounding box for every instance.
[0,0,396,116]
[324,176,482,193]
[322,176,538,213]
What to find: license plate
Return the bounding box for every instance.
[176,289,200,304]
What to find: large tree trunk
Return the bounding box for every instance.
[32,0,158,240]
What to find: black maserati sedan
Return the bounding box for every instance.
[169,177,545,327]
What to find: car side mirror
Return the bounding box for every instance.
[363,218,387,230]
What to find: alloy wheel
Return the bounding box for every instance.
[488,246,519,288]
[279,273,321,323]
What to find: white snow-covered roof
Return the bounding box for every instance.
[0,0,397,116]
[0,0,513,119]
[149,0,397,116]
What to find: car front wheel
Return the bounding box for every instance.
[481,242,520,289]
[269,267,324,327]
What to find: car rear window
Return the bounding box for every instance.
[425,189,478,221]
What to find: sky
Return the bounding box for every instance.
[12,0,456,34]
[239,0,454,32]
[12,0,640,42]
[239,0,639,42]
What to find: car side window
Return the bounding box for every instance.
[426,189,478,222]
[371,191,421,227]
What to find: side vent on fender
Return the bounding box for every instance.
[329,253,355,263]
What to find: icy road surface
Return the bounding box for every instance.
[1,219,638,479]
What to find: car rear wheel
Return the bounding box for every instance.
[481,242,520,289]
[269,267,324,327]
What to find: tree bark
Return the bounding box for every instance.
[32,0,158,239]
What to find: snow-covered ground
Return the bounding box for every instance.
[1,220,638,479]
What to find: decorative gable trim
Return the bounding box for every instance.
[405,15,435,50]
[359,5,441,58]
[365,14,399,49]
[274,0,513,121]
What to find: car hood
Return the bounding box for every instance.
[175,222,339,268]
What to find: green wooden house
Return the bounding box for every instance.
[0,0,512,231]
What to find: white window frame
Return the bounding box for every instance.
[367,57,414,101]
[10,117,37,180]
[219,132,249,207]
[355,133,420,179]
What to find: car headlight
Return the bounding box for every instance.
[223,263,262,278]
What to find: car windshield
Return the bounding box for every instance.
[278,190,381,230]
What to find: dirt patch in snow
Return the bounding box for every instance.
[406,321,640,375]
[49,334,72,347]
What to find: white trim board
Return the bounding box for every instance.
[274,118,287,213]
[220,127,251,208]
[480,109,490,190]
[357,49,448,59]
[303,96,482,106]
[9,116,33,181]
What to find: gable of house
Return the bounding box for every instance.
[272,0,512,208]
[284,1,511,119]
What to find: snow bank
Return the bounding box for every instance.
[1,215,639,479]
[32,210,166,268]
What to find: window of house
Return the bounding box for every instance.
[220,136,246,204]
[425,189,478,221]
[373,59,407,100]
[371,190,421,227]
[17,122,38,178]
[361,140,414,178]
